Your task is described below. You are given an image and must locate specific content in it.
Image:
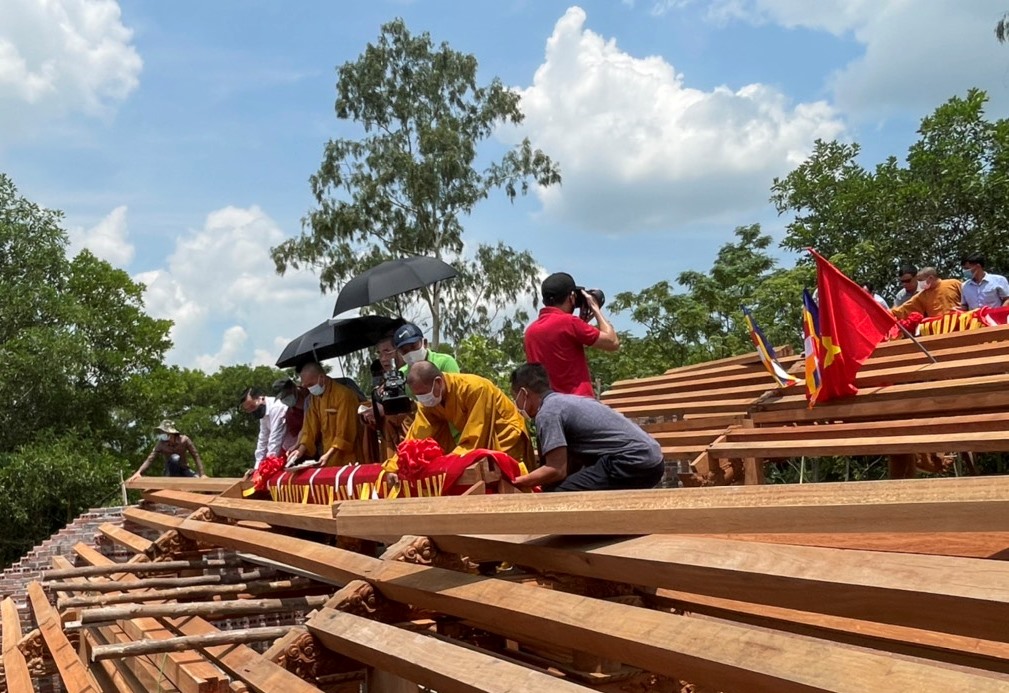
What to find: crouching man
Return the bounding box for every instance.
[509,363,664,491]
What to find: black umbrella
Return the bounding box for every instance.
[332,256,457,317]
[275,315,405,369]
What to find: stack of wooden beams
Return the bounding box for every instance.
[601,325,1009,485]
[4,475,1009,692]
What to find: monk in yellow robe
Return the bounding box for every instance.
[384,361,534,472]
[286,362,363,467]
[892,267,962,319]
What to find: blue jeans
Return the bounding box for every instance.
[549,455,664,492]
[164,454,197,477]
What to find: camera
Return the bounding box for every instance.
[574,287,605,321]
[370,361,413,417]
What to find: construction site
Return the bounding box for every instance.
[3,324,1009,692]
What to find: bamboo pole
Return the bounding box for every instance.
[45,569,269,593]
[57,577,313,610]
[91,626,293,661]
[43,558,239,580]
[67,595,331,630]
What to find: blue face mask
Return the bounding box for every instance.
[962,268,974,282]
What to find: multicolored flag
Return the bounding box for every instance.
[808,249,897,404]
[742,306,800,388]
[801,289,823,405]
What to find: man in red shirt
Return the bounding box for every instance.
[524,272,620,398]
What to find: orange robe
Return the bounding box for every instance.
[892,279,962,319]
[384,372,533,472]
[298,379,362,467]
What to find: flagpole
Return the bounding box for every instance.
[894,321,937,364]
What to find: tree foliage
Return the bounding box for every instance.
[271,18,560,346]
[772,89,1009,301]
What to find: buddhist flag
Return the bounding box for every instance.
[808,249,897,403]
[742,306,800,388]
[801,289,823,405]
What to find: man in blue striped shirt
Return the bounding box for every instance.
[960,253,1009,310]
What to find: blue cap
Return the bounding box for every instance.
[393,323,424,349]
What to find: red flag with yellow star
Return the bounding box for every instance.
[809,249,897,404]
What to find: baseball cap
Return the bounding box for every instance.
[541,272,577,302]
[393,323,425,349]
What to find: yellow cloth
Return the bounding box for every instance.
[384,372,533,472]
[892,279,962,319]
[298,378,362,466]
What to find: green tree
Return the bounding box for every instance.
[605,225,803,387]
[772,89,1009,300]
[271,18,560,347]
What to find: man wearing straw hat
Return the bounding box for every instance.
[128,419,207,481]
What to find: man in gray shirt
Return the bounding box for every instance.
[509,363,664,492]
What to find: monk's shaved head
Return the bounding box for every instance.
[407,360,442,389]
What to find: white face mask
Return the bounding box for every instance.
[280,395,296,407]
[917,280,929,292]
[158,433,169,442]
[307,382,324,397]
[402,348,427,365]
[416,381,441,408]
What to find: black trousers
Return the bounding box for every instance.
[164,454,197,477]
[549,455,664,492]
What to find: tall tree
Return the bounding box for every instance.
[271,18,560,347]
[772,89,1009,300]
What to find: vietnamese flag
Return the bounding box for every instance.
[809,249,897,403]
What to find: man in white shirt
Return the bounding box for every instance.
[960,253,1009,310]
[239,387,288,469]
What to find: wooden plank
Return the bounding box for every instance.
[648,588,1009,674]
[128,509,1009,692]
[692,532,1009,559]
[2,597,34,693]
[330,476,1009,537]
[726,412,1009,442]
[99,523,154,555]
[125,477,240,493]
[73,545,319,693]
[430,533,1009,642]
[709,430,1009,460]
[641,414,745,434]
[26,582,102,693]
[614,397,757,418]
[141,491,339,534]
[307,607,588,693]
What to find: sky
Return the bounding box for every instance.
[4,0,1009,370]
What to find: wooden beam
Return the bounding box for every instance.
[139,492,340,534]
[26,582,102,693]
[45,558,237,580]
[430,533,1009,642]
[2,597,34,693]
[91,627,293,661]
[307,607,588,693]
[73,544,320,693]
[58,577,313,610]
[52,555,184,693]
[709,430,1009,460]
[330,476,1009,537]
[725,412,1009,442]
[693,532,1009,560]
[126,478,241,493]
[72,596,330,629]
[128,509,1009,692]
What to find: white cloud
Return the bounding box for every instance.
[696,0,1009,119]
[0,0,141,137]
[511,6,845,231]
[68,205,134,266]
[133,205,335,372]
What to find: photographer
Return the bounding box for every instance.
[524,272,619,398]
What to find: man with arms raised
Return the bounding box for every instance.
[510,363,663,492]
[524,272,619,398]
[286,361,362,468]
[385,361,533,471]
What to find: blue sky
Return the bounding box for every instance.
[3,0,1009,369]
